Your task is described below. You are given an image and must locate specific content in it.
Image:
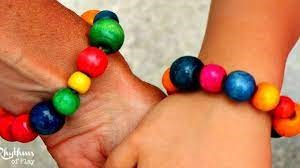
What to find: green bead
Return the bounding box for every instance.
[89,19,125,54]
[52,88,80,116]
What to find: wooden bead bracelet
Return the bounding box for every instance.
[162,56,300,138]
[0,10,124,143]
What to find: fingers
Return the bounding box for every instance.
[105,136,139,168]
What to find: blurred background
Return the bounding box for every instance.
[0,0,299,167]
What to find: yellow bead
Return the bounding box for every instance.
[81,10,100,25]
[68,71,91,94]
[252,82,280,112]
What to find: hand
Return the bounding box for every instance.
[0,1,165,167]
[105,93,272,168]
[103,0,299,167]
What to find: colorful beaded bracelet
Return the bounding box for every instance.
[0,10,124,143]
[162,56,300,138]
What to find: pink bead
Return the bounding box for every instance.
[199,64,227,93]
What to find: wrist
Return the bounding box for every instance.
[164,92,271,130]
[198,51,285,89]
[148,92,272,167]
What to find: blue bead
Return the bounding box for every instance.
[30,101,65,135]
[170,56,204,91]
[93,10,119,24]
[223,71,256,101]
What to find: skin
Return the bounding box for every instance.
[0,0,299,168]
[105,0,300,168]
[0,1,165,168]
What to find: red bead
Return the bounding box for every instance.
[0,114,15,142]
[273,96,295,119]
[11,114,38,143]
[273,104,300,137]
[77,47,108,78]
[0,108,9,117]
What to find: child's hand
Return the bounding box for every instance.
[105,93,272,168]
[0,1,165,167]
[104,0,299,167]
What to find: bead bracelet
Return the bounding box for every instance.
[162,56,300,138]
[0,10,123,143]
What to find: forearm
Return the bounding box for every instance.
[0,0,131,108]
[200,0,300,86]
[0,0,90,87]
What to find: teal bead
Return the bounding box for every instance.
[89,19,125,54]
[93,10,119,23]
[52,88,80,116]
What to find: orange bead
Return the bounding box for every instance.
[251,82,280,112]
[162,68,177,94]
[81,10,100,25]
[273,104,300,137]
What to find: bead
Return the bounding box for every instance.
[0,108,8,117]
[223,71,256,102]
[81,10,100,25]
[30,101,65,135]
[273,96,295,119]
[170,56,204,91]
[77,47,108,78]
[93,10,119,23]
[11,114,38,143]
[199,64,227,93]
[0,114,15,142]
[272,104,300,137]
[252,83,280,112]
[89,19,125,54]
[52,88,80,116]
[271,128,282,138]
[162,68,177,94]
[68,71,92,94]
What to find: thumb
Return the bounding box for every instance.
[105,135,139,168]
